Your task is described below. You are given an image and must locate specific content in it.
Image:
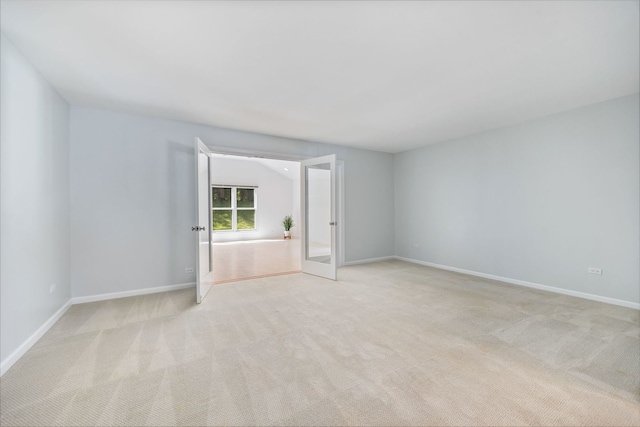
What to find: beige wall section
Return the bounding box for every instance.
[395,93,640,305]
[0,35,71,365]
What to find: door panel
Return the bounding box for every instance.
[195,137,213,303]
[301,155,336,280]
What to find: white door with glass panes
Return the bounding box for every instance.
[194,137,214,303]
[300,154,337,280]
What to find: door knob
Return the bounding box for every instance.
[191,226,205,231]
[329,222,336,226]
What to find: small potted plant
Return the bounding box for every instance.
[282,215,294,239]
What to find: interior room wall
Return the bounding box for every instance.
[395,93,640,305]
[210,156,294,242]
[0,35,71,369]
[69,106,395,297]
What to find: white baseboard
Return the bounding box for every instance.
[345,256,395,266]
[1,282,196,377]
[395,256,640,310]
[0,298,73,377]
[3,257,636,378]
[72,282,195,304]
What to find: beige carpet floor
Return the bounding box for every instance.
[1,260,639,426]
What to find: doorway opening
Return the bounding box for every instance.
[210,153,302,284]
[194,138,346,302]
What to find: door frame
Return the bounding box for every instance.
[205,145,345,268]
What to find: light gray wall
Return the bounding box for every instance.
[0,35,71,364]
[210,157,294,242]
[70,107,395,297]
[395,93,640,304]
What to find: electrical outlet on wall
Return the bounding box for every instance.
[587,267,602,275]
[185,267,194,274]
[50,284,56,293]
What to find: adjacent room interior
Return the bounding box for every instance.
[209,154,302,284]
[0,1,638,426]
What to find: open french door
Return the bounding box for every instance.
[194,137,214,303]
[300,154,337,280]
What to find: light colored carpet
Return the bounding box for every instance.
[1,260,639,426]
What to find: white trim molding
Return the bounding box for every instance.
[345,256,396,266]
[395,256,640,310]
[0,299,73,376]
[1,282,196,377]
[72,282,195,304]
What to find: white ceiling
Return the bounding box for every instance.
[211,153,299,181]
[1,1,638,153]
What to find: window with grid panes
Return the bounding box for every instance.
[212,186,256,231]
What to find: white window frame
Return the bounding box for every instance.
[212,185,257,232]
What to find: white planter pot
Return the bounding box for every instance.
[284,230,291,238]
